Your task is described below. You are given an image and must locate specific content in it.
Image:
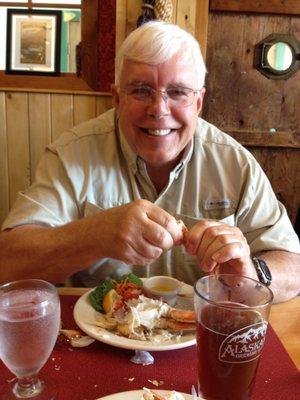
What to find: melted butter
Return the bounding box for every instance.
[151,285,174,292]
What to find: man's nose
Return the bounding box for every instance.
[147,92,171,118]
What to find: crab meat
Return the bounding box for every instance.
[94,295,195,337]
[176,219,188,235]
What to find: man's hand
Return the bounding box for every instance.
[183,219,257,278]
[95,199,184,266]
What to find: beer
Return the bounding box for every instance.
[196,302,267,400]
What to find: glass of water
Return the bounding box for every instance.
[0,279,61,399]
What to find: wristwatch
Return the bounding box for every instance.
[252,257,272,286]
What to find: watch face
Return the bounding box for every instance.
[258,259,272,281]
[253,257,272,286]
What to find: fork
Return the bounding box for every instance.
[191,385,200,399]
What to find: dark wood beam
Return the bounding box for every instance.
[210,0,300,15]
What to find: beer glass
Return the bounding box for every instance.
[0,279,61,399]
[194,274,273,400]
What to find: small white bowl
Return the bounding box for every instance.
[143,276,181,306]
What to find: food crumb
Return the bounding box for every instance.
[148,379,164,387]
[128,377,135,382]
[54,365,60,371]
[94,384,98,388]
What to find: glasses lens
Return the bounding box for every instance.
[127,86,153,101]
[167,87,194,106]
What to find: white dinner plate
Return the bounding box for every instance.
[97,389,193,399]
[73,282,196,352]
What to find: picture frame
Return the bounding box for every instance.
[5,9,62,76]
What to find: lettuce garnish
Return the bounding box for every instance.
[88,273,143,313]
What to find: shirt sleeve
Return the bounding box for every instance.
[1,149,80,230]
[236,155,300,255]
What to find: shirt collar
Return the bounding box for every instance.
[118,119,138,174]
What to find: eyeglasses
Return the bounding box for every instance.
[122,85,199,107]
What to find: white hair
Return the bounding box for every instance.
[115,21,207,88]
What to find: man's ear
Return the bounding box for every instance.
[111,84,120,111]
[196,87,206,115]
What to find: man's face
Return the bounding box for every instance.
[113,50,205,171]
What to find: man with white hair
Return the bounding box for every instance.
[0,22,299,302]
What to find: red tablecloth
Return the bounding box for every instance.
[1,295,299,400]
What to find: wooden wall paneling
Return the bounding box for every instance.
[203,11,300,224]
[203,13,300,136]
[250,148,300,224]
[0,92,9,226]
[73,95,97,125]
[210,0,300,16]
[5,92,30,207]
[51,94,74,141]
[125,0,142,35]
[96,96,113,116]
[203,12,246,127]
[236,15,300,135]
[115,0,127,53]
[170,0,177,23]
[176,0,197,35]
[228,130,299,148]
[195,0,209,59]
[28,93,51,182]
[81,0,100,91]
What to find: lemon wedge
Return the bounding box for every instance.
[103,289,118,314]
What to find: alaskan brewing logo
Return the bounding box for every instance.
[219,322,268,363]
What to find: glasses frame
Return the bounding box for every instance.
[121,85,200,108]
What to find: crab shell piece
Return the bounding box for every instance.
[165,318,195,332]
[168,308,195,324]
[60,329,95,347]
[142,388,186,400]
[94,313,118,330]
[163,307,196,332]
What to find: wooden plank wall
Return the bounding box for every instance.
[203,9,300,224]
[0,92,114,225]
[0,0,208,226]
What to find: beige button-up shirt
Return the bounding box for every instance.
[2,109,299,286]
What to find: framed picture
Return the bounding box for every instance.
[6,9,61,76]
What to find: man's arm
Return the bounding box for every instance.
[257,250,300,303]
[0,200,183,285]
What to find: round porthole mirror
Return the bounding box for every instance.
[254,34,300,80]
[266,42,293,71]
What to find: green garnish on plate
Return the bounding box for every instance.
[88,273,143,313]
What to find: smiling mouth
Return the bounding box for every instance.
[140,128,176,136]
